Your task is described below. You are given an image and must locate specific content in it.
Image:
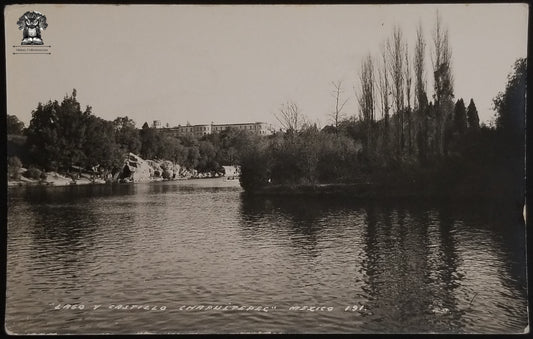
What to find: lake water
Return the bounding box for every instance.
[5,179,528,334]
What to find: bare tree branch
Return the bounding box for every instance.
[405,43,412,111]
[386,24,406,152]
[387,25,405,114]
[274,100,307,132]
[329,80,349,129]
[357,53,376,150]
[357,54,376,123]
[377,42,390,121]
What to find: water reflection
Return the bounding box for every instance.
[238,196,527,333]
[8,183,137,205]
[6,184,528,334]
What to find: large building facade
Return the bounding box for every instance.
[163,122,273,138]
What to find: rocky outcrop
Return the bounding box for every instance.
[120,153,152,182]
[160,160,181,179]
[9,153,235,187]
[119,153,189,182]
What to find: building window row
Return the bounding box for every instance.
[167,123,271,136]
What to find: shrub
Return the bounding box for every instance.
[239,137,271,191]
[24,167,42,180]
[8,156,22,180]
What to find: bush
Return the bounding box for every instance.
[24,167,43,180]
[239,137,271,191]
[8,156,22,180]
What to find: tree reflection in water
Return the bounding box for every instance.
[239,195,527,333]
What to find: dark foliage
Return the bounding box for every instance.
[466,99,480,130]
[15,90,260,176]
[7,156,22,180]
[241,57,526,202]
[7,115,25,135]
[24,167,42,180]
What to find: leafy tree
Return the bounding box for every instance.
[114,116,141,154]
[494,58,526,139]
[295,126,321,184]
[179,133,198,148]
[185,146,200,169]
[432,11,454,104]
[218,128,253,165]
[492,58,526,201]
[25,100,62,170]
[414,22,428,111]
[25,89,123,172]
[239,136,271,191]
[197,140,218,172]
[157,134,181,162]
[443,98,467,155]
[7,115,25,135]
[7,133,30,165]
[8,156,22,180]
[453,98,467,135]
[466,99,480,130]
[83,116,121,169]
[139,126,160,159]
[172,141,189,165]
[432,11,454,156]
[317,132,360,183]
[493,58,526,173]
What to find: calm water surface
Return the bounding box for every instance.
[6,179,528,334]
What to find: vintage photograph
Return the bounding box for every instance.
[4,4,528,334]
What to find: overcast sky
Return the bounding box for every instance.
[5,4,528,128]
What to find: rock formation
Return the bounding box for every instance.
[119,153,152,182]
[118,153,188,182]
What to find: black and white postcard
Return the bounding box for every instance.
[4,4,528,334]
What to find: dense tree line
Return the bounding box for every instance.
[240,12,525,201]
[240,123,362,191]
[7,90,256,178]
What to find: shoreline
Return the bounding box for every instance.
[242,182,524,202]
[8,177,522,203]
[7,174,236,188]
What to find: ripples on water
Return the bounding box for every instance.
[6,180,528,334]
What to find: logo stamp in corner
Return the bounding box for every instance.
[13,11,51,55]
